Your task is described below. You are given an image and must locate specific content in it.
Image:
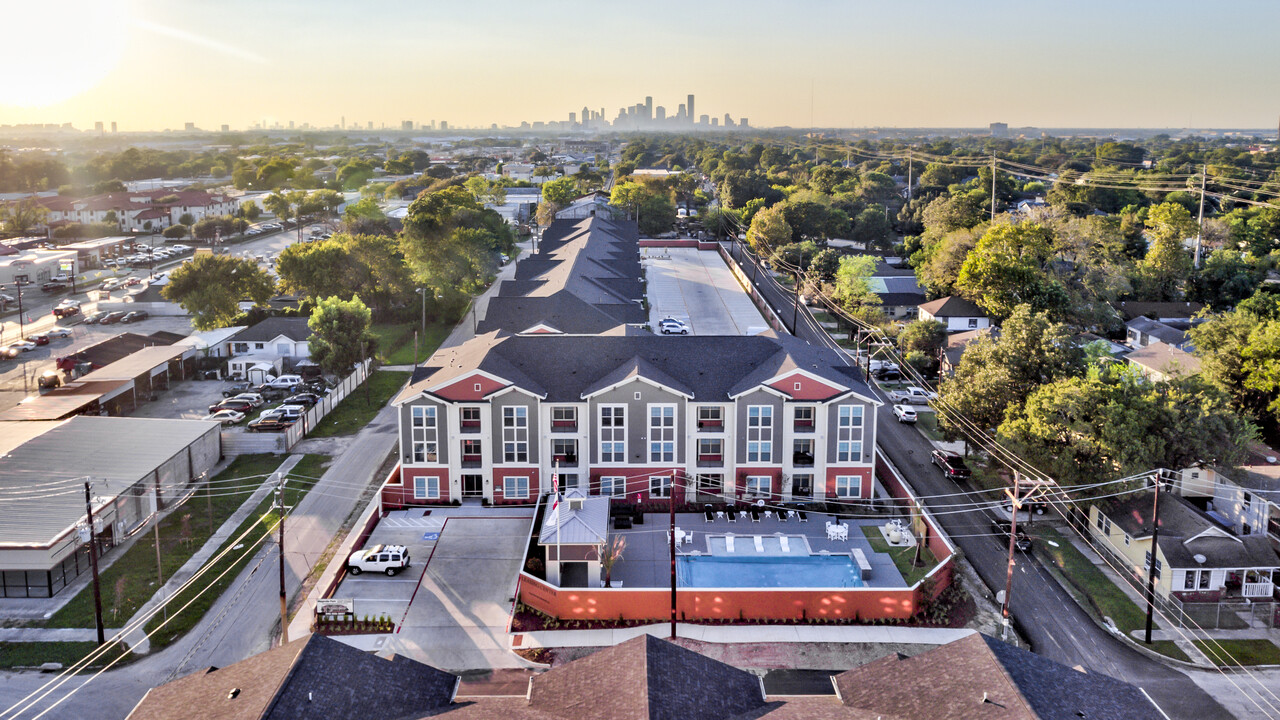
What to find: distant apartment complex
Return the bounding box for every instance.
[22,188,237,234]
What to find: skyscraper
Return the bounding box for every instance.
[687,95,695,124]
[656,106,666,121]
[94,121,103,134]
[110,121,117,133]
[645,96,653,121]
[677,103,686,121]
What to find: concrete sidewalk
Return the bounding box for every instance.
[517,623,975,649]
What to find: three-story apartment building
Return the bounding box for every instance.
[386,331,880,507]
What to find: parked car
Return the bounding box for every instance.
[120,311,150,323]
[868,359,900,374]
[226,392,265,408]
[247,415,293,432]
[263,374,304,390]
[264,404,305,420]
[53,300,81,318]
[82,311,108,324]
[931,450,971,480]
[41,280,68,292]
[252,384,290,401]
[208,398,255,414]
[37,370,62,389]
[29,333,51,346]
[892,404,918,423]
[5,340,37,357]
[100,311,128,324]
[124,277,142,287]
[991,519,1032,552]
[657,318,689,335]
[887,386,938,405]
[202,409,247,425]
[282,392,320,407]
[346,544,410,576]
[222,381,254,397]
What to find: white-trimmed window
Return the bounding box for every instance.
[1095,513,1112,536]
[503,476,529,499]
[413,475,439,499]
[835,476,859,498]
[649,404,675,462]
[745,475,770,497]
[599,476,625,496]
[1144,551,1162,578]
[747,406,773,463]
[411,406,438,463]
[461,406,482,429]
[697,406,723,429]
[837,406,863,462]
[600,405,626,462]
[649,475,671,498]
[552,406,577,430]
[502,406,528,463]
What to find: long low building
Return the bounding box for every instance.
[0,416,221,598]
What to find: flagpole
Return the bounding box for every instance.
[553,460,561,584]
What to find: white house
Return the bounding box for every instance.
[917,296,991,333]
[227,317,312,379]
[1179,444,1280,546]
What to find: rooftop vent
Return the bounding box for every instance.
[227,689,240,700]
[1194,554,1207,564]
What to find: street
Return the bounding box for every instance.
[727,241,1240,720]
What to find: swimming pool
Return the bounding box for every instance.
[676,554,864,588]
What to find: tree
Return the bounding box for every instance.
[955,222,1070,320]
[809,248,841,285]
[263,192,292,222]
[898,319,947,358]
[161,254,274,330]
[0,198,47,235]
[831,255,880,313]
[178,212,195,226]
[162,224,188,239]
[1000,372,1253,492]
[597,535,626,588]
[1137,202,1195,300]
[400,187,514,315]
[1191,294,1280,424]
[938,305,1082,437]
[308,295,376,376]
[851,205,893,252]
[745,204,791,254]
[240,200,262,221]
[540,176,580,207]
[1187,249,1265,309]
[610,180,676,235]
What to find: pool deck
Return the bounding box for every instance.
[606,512,907,590]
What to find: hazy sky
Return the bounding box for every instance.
[2,0,1278,131]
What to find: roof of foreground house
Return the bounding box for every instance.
[918,296,986,319]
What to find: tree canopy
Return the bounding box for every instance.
[308,295,376,376]
[161,254,275,330]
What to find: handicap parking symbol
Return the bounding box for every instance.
[422,532,440,541]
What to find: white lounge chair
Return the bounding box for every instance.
[725,534,735,553]
[754,535,765,553]
[779,535,791,553]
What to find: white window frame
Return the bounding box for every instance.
[698,406,723,426]
[744,475,770,497]
[1095,513,1112,535]
[746,405,773,463]
[411,406,438,463]
[599,405,626,463]
[649,475,671,498]
[649,404,676,463]
[502,406,528,463]
[461,406,482,426]
[413,475,440,500]
[837,406,863,462]
[835,475,859,498]
[599,476,625,497]
[552,406,577,426]
[503,475,529,499]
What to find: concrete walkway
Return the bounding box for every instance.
[518,624,975,649]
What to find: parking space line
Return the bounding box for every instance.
[395,519,446,633]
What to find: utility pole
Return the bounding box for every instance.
[276,474,289,646]
[990,155,998,222]
[1143,473,1163,644]
[1194,165,1207,269]
[906,150,913,202]
[669,474,677,639]
[1000,473,1022,640]
[792,271,800,334]
[154,520,166,621]
[84,480,105,646]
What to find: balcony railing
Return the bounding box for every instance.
[460,420,481,433]
[461,453,482,468]
[1242,581,1273,598]
[697,420,723,431]
[697,454,723,467]
[793,420,815,433]
[551,420,577,433]
[553,454,579,467]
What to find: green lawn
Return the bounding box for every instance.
[0,641,130,670]
[307,371,411,438]
[372,322,453,366]
[915,412,946,442]
[861,526,938,587]
[46,454,289,629]
[1031,526,1189,662]
[1193,639,1280,666]
[144,455,329,651]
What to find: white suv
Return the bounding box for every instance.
[657,318,689,335]
[347,544,410,576]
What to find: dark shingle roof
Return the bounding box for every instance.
[66,332,173,368]
[233,316,312,343]
[1102,493,1280,570]
[127,634,457,720]
[834,632,1164,720]
[917,296,986,318]
[527,634,766,720]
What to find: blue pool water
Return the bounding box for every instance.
[677,555,864,588]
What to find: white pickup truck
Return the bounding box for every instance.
[887,386,938,404]
[347,544,411,576]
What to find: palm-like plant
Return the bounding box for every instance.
[597,535,626,588]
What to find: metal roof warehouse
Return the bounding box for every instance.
[0,416,222,599]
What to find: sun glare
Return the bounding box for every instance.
[0,0,128,107]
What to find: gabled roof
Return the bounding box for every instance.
[1126,316,1188,346]
[234,316,312,343]
[539,489,609,545]
[1102,493,1280,570]
[833,632,1164,720]
[917,296,987,319]
[126,634,456,720]
[1125,342,1201,377]
[526,634,766,720]
[581,355,694,399]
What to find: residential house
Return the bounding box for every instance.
[127,632,1166,720]
[387,331,881,507]
[226,316,311,379]
[869,261,926,324]
[554,192,614,220]
[1124,342,1201,382]
[31,189,237,234]
[917,296,990,333]
[1126,316,1191,350]
[1178,443,1280,547]
[1115,300,1205,325]
[1088,491,1279,607]
[125,634,457,720]
[940,326,998,376]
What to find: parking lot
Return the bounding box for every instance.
[329,508,534,671]
[644,247,766,335]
